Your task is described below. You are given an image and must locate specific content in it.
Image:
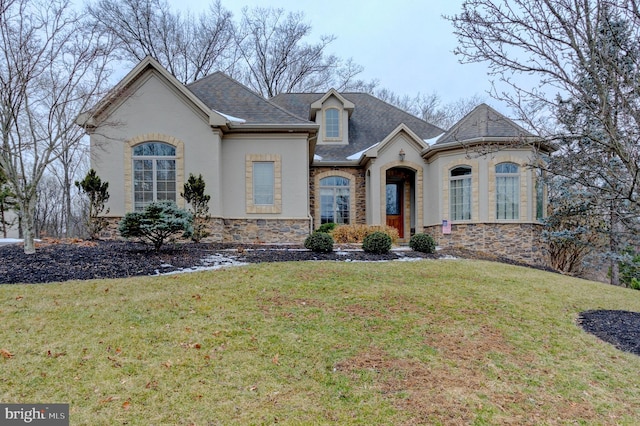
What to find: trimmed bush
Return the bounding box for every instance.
[362,231,392,254]
[317,222,337,233]
[332,224,399,244]
[304,232,334,253]
[119,201,193,252]
[409,233,436,254]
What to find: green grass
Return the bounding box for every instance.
[2,259,640,425]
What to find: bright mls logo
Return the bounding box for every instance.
[0,404,68,425]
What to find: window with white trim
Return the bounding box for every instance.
[324,108,340,139]
[496,162,520,220]
[450,166,472,221]
[132,142,176,211]
[320,176,350,224]
[253,162,275,205]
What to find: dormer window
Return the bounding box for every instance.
[324,108,340,139]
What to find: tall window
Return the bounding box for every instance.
[133,142,176,211]
[496,162,520,220]
[325,108,340,138]
[536,168,545,221]
[320,176,350,224]
[450,166,471,221]
[253,162,275,205]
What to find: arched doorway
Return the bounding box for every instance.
[385,168,415,240]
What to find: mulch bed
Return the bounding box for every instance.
[0,240,445,285]
[578,310,640,357]
[1,239,638,356]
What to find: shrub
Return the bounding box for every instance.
[181,174,211,243]
[304,232,334,253]
[119,201,193,252]
[75,169,110,240]
[409,233,436,254]
[332,224,399,244]
[362,231,392,254]
[317,222,337,233]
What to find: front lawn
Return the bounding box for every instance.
[1,259,640,424]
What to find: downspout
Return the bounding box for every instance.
[307,134,318,234]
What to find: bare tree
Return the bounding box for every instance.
[374,89,485,129]
[448,0,640,284]
[0,0,114,253]
[87,0,235,84]
[234,6,348,97]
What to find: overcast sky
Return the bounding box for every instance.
[179,0,496,107]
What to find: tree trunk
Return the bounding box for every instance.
[20,197,36,254]
[610,206,621,286]
[0,203,6,238]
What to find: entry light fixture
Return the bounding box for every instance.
[399,149,405,161]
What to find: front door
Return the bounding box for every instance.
[386,182,404,238]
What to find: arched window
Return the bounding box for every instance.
[133,142,176,211]
[496,162,519,220]
[320,176,350,224]
[450,166,471,221]
[324,108,340,139]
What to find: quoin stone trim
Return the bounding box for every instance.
[313,169,357,227]
[441,158,480,223]
[245,154,282,214]
[124,133,185,212]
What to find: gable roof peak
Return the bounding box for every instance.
[77,55,229,128]
[310,89,355,112]
[436,102,533,145]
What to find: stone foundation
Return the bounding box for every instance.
[424,222,548,266]
[221,218,310,244]
[100,217,310,244]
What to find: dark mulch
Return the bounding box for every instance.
[0,240,446,285]
[578,310,640,357]
[1,240,636,357]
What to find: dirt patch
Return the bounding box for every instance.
[335,326,601,425]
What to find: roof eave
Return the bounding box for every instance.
[225,123,319,133]
[422,136,551,160]
[312,160,360,167]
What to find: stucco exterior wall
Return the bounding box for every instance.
[90,70,221,217]
[424,148,537,226]
[220,134,310,219]
[1,209,19,239]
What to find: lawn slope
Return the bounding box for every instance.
[1,259,640,425]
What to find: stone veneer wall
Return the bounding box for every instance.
[101,217,309,244]
[424,222,548,265]
[309,166,366,227]
[221,218,310,244]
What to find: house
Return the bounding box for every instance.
[79,56,553,264]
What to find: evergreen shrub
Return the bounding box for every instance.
[317,222,337,233]
[362,231,392,254]
[304,232,334,253]
[119,201,193,252]
[409,233,436,254]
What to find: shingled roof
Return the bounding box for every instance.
[187,72,313,126]
[271,92,444,162]
[436,103,533,145]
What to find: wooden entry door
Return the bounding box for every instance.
[386,182,404,238]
